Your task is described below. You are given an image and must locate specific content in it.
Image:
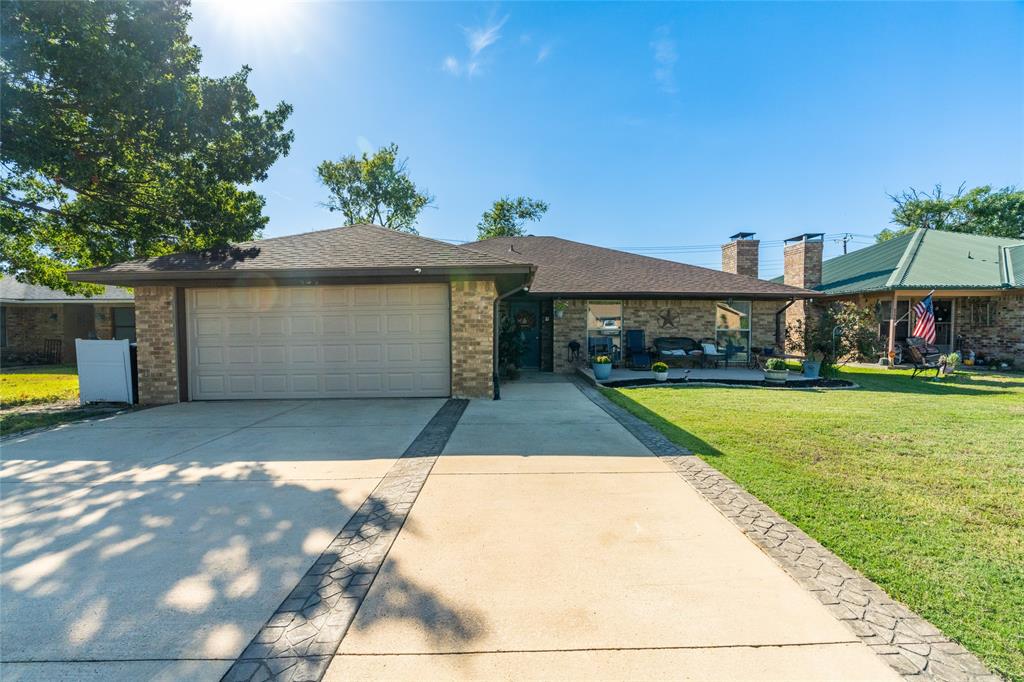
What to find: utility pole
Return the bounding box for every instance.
[835,233,853,255]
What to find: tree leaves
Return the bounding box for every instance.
[0,0,293,293]
[476,195,548,240]
[316,143,433,233]
[878,184,1024,242]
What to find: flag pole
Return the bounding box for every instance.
[888,290,897,368]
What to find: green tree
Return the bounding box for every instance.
[476,195,548,240]
[316,143,433,234]
[876,184,1024,242]
[1,0,294,293]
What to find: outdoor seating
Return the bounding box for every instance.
[624,329,653,370]
[567,340,582,365]
[905,337,944,378]
[699,340,727,368]
[653,337,703,367]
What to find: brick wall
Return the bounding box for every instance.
[721,239,760,278]
[552,297,789,372]
[784,240,823,335]
[135,286,179,404]
[450,279,497,398]
[2,304,63,355]
[941,294,1023,363]
[93,305,115,339]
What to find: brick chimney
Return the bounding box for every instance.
[721,232,759,278]
[783,233,824,289]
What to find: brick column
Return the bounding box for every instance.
[783,236,824,342]
[450,279,497,398]
[721,239,760,278]
[135,286,180,404]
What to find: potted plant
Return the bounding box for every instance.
[592,354,613,380]
[763,357,789,384]
[941,352,960,375]
[652,361,669,382]
[553,299,569,319]
[802,351,823,379]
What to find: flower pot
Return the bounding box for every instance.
[802,361,821,378]
[554,309,565,319]
[592,362,612,380]
[763,369,789,384]
[654,370,668,382]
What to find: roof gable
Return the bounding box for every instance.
[810,229,1024,295]
[466,236,812,298]
[0,277,133,303]
[69,224,530,284]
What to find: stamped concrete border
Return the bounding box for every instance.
[221,399,469,682]
[574,380,999,682]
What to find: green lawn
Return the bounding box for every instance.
[604,367,1024,681]
[0,364,83,435]
[0,364,79,407]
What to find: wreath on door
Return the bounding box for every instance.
[515,310,536,328]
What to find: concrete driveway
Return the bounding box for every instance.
[0,398,444,681]
[2,378,902,681]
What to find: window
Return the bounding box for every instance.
[878,300,910,343]
[587,300,622,362]
[715,300,750,364]
[113,307,136,342]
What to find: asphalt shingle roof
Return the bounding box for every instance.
[69,224,529,284]
[466,236,813,298]
[0,277,133,303]
[780,229,1024,295]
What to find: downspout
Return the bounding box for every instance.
[774,298,796,348]
[492,278,534,400]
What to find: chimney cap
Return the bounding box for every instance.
[784,232,825,243]
[728,231,757,240]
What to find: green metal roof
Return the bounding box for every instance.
[772,229,1024,295]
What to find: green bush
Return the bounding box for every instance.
[764,357,787,371]
[652,362,669,372]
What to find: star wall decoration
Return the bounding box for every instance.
[658,308,679,328]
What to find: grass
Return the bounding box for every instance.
[1,364,79,407]
[604,366,1024,681]
[1,364,82,435]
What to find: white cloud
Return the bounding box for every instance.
[536,44,551,63]
[356,136,374,155]
[650,25,678,94]
[466,15,508,56]
[444,15,509,78]
[442,56,461,75]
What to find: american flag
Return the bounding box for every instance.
[912,294,936,344]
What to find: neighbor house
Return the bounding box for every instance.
[0,277,135,364]
[772,229,1024,361]
[68,224,812,404]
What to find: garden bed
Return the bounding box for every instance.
[597,376,856,389]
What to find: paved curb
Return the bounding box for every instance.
[575,382,1000,682]
[221,399,468,682]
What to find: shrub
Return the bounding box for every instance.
[593,355,612,364]
[764,357,787,371]
[652,361,668,372]
[786,302,879,378]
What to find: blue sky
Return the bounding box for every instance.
[189,1,1023,277]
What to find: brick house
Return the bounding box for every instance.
[68,224,811,404]
[771,230,1024,363]
[0,278,135,364]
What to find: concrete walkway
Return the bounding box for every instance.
[325,378,900,681]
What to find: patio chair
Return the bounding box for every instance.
[43,338,62,364]
[624,329,652,370]
[699,340,727,369]
[566,340,582,365]
[904,339,944,378]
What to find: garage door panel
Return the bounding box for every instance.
[189,284,451,399]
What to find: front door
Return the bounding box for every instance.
[933,299,953,352]
[510,301,541,369]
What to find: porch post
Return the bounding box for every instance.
[887,290,898,367]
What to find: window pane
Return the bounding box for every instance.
[715,301,750,364]
[587,300,622,362]
[715,301,750,330]
[113,307,137,342]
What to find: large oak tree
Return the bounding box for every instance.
[1,0,294,292]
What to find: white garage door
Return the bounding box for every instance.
[187,284,451,400]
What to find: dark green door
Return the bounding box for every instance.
[510,301,541,369]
